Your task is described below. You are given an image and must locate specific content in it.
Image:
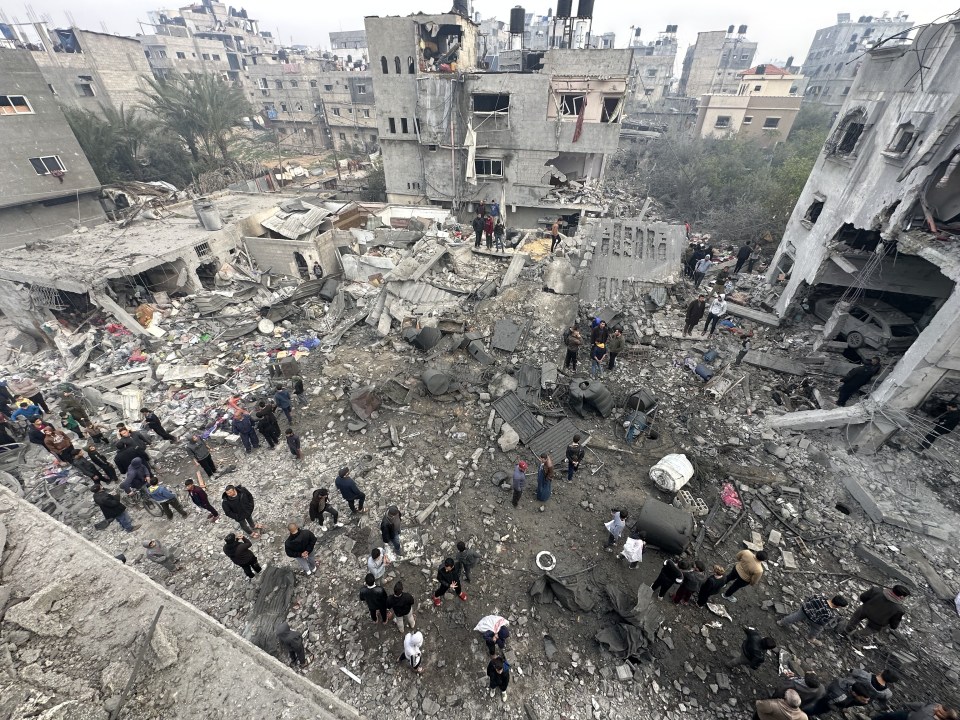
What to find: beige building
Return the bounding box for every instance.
[694,64,803,146]
[679,28,757,98]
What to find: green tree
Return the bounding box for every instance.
[64,105,156,183]
[361,158,386,202]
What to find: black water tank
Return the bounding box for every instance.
[510,5,525,34]
[556,0,572,17]
[452,0,469,16]
[727,24,735,34]
[576,0,594,19]
[738,24,748,34]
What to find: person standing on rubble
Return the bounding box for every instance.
[387,581,417,632]
[475,615,510,656]
[455,540,481,582]
[606,328,625,372]
[399,630,424,674]
[837,357,881,406]
[487,656,510,702]
[381,506,403,556]
[726,625,777,671]
[185,433,217,479]
[293,376,307,407]
[221,484,262,538]
[368,548,387,583]
[748,244,762,273]
[550,217,562,254]
[721,548,767,602]
[285,428,303,460]
[843,584,909,638]
[920,401,960,451]
[60,390,90,426]
[309,488,343,531]
[114,437,152,477]
[284,522,318,576]
[274,385,293,425]
[684,295,707,336]
[255,401,282,449]
[312,261,323,280]
[432,557,468,606]
[697,565,728,607]
[565,434,585,481]
[590,342,607,379]
[91,485,138,533]
[494,220,505,252]
[184,479,219,521]
[591,319,609,346]
[142,539,178,572]
[231,411,260,454]
[693,254,712,289]
[360,573,390,623]
[651,557,684,599]
[139,407,178,442]
[42,425,76,461]
[223,532,261,579]
[619,527,645,569]
[472,212,485,249]
[8,375,49,414]
[276,621,309,669]
[604,508,628,551]
[511,460,527,508]
[703,293,727,336]
[335,466,367,514]
[483,214,495,250]
[536,453,554,502]
[85,443,118,483]
[563,326,582,372]
[60,411,85,439]
[674,560,706,605]
[734,241,753,275]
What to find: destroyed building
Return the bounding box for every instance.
[329,29,369,65]
[678,27,758,99]
[767,16,960,451]
[0,48,106,250]
[364,10,632,228]
[625,26,678,116]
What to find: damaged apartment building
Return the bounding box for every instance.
[767,16,960,451]
[364,9,632,229]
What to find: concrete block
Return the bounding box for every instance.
[840,475,884,523]
[902,546,955,601]
[781,551,798,570]
[853,544,915,587]
[768,530,782,546]
[743,351,805,375]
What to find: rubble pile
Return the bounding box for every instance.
[2,217,959,719]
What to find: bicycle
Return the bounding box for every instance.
[125,485,164,518]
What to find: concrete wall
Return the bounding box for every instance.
[0,194,105,251]
[0,487,360,720]
[679,31,758,98]
[141,33,233,79]
[628,45,677,111]
[695,93,801,146]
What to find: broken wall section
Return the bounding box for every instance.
[0,487,361,720]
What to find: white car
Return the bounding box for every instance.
[813,297,919,350]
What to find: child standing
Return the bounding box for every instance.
[285,428,302,460]
[619,528,645,568]
[604,508,628,552]
[651,557,683,599]
[674,560,706,605]
[697,564,728,607]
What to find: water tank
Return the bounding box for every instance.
[727,25,735,34]
[452,0,469,17]
[509,6,525,34]
[786,55,794,67]
[576,0,594,19]
[193,198,223,231]
[556,0,572,17]
[738,24,748,34]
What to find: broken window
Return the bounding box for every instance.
[475,158,503,177]
[743,116,753,125]
[763,117,781,129]
[381,56,388,74]
[408,57,415,74]
[835,223,882,252]
[332,107,340,116]
[884,123,918,157]
[280,102,287,112]
[29,155,65,175]
[601,96,624,124]
[400,117,409,133]
[0,95,33,115]
[176,51,186,59]
[394,56,401,74]
[76,83,95,97]
[473,93,509,130]
[804,199,825,224]
[212,54,221,61]
[324,84,333,91]
[275,80,283,89]
[388,118,396,133]
[290,80,299,88]
[714,116,731,129]
[829,109,867,156]
[258,78,269,89]
[560,94,585,117]
[338,132,346,140]
[309,80,318,88]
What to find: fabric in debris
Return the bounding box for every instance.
[721,482,742,509]
[529,572,595,612]
[595,584,661,660]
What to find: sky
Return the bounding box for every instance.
[6,0,957,65]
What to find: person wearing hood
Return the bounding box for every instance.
[139,408,177,442]
[92,485,138,533]
[511,461,527,508]
[221,484,261,537]
[255,401,282,449]
[223,533,261,579]
[754,689,808,720]
[536,453,554,502]
[114,441,152,477]
[335,466,366,514]
[381,505,403,555]
[276,621,308,669]
[120,457,152,495]
[619,527,645,569]
[693,254,712,288]
[146,479,189,520]
[834,667,899,709]
[309,488,342,531]
[703,293,728,336]
[399,630,424,674]
[726,626,777,671]
[142,539,178,572]
[231,412,260,454]
[844,584,910,637]
[284,522,318,575]
[735,242,753,275]
[474,615,510,656]
[8,376,48,413]
[604,508,628,551]
[85,444,118,483]
[184,434,217,478]
[360,573,389,623]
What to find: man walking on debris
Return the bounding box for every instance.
[86,444,118,483]
[475,614,510,656]
[223,532,261,579]
[142,539,178,572]
[231,411,260,453]
[276,621,308,669]
[920,401,960,450]
[285,428,302,460]
[566,434,585,481]
[727,625,777,671]
[185,433,217,479]
[563,326,582,372]
[778,594,848,640]
[536,452,553,502]
[487,656,510,702]
[735,241,753,274]
[221,484,261,537]
[388,581,416,632]
[274,385,293,425]
[309,488,342,531]
[511,460,527,507]
[381,505,403,556]
[606,327,624,372]
[703,293,727,336]
[255,401,282,449]
[91,485,138,533]
[139,407,177,442]
[335,466,367,514]
[684,295,706,336]
[721,548,767,602]
[433,557,468,606]
[184,479,219,521]
[843,584,909,637]
[456,540,481,582]
[360,573,389,623]
[472,212,485,249]
[399,630,424,674]
[284,522,318,576]
[693,254,712,288]
[837,357,881,406]
[550,217,562,253]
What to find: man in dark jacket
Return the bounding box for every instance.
[309,488,341,531]
[565,434,585,481]
[223,533,261,579]
[778,594,848,639]
[651,558,684,598]
[69,450,107,484]
[255,401,282,449]
[120,457,151,495]
[921,401,960,450]
[380,506,402,555]
[284,523,318,575]
[231,413,260,453]
[684,295,706,335]
[456,540,481,582]
[803,680,873,717]
[487,656,510,701]
[838,357,881,406]
[472,213,485,249]
[432,557,467,606]
[184,479,219,521]
[222,484,260,536]
[843,584,909,637]
[335,466,366,513]
[564,327,582,372]
[184,434,216,478]
[92,485,138,532]
[774,672,827,708]
[276,621,308,668]
[86,444,118,483]
[139,408,177,442]
[726,626,776,670]
[606,327,625,371]
[734,242,752,274]
[387,581,416,632]
[285,428,302,460]
[273,385,293,424]
[360,573,389,623]
[114,443,151,476]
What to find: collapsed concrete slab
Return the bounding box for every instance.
[742,351,806,376]
[766,405,870,431]
[724,303,781,327]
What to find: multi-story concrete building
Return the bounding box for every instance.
[766,17,960,452]
[246,60,377,154]
[365,10,631,227]
[694,64,803,146]
[477,16,511,69]
[144,0,278,81]
[0,48,105,250]
[678,28,757,98]
[801,11,912,111]
[0,24,153,115]
[329,30,368,67]
[626,28,678,112]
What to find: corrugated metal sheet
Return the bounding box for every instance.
[218,321,259,341]
[528,419,590,465]
[492,391,543,444]
[192,287,260,315]
[387,281,460,307]
[261,206,331,240]
[284,278,327,303]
